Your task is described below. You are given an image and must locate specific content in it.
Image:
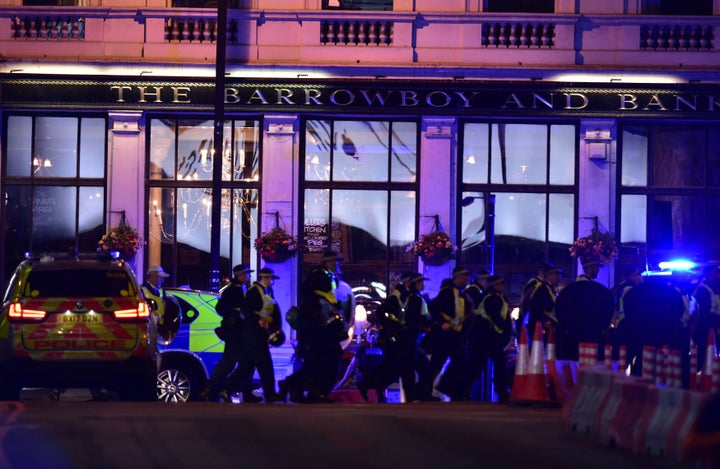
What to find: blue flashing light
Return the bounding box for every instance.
[658,259,697,271]
[109,250,121,259]
[642,270,672,277]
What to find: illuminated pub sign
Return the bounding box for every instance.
[2,75,720,117]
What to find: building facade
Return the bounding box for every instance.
[1,0,720,333]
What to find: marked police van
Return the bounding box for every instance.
[0,253,157,401]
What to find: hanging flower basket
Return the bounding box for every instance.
[98,221,142,261]
[407,231,457,266]
[569,228,618,266]
[254,227,298,263]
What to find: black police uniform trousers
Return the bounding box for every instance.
[427,329,469,401]
[204,326,243,395]
[226,326,276,398]
[467,333,510,400]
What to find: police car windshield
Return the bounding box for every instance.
[25,269,136,297]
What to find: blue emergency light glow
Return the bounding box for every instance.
[657,260,696,271]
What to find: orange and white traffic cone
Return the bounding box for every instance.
[699,329,717,392]
[689,344,698,390]
[510,321,552,405]
[545,326,565,403]
[510,326,530,402]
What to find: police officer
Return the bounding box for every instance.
[517,264,546,336]
[471,275,513,401]
[225,267,282,403]
[428,266,472,401]
[367,273,432,402]
[577,259,600,282]
[281,251,345,403]
[527,263,560,344]
[141,265,181,344]
[199,264,259,402]
[692,264,720,372]
[141,265,169,314]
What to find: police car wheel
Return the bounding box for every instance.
[157,361,200,403]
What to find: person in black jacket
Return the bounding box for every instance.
[363,273,432,402]
[199,264,257,402]
[225,267,282,403]
[470,275,513,401]
[428,266,472,401]
[528,262,560,345]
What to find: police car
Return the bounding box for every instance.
[156,287,224,403]
[0,252,157,401]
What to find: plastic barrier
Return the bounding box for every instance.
[563,367,615,434]
[605,379,649,449]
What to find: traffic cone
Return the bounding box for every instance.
[689,344,698,390]
[510,322,551,405]
[699,329,717,392]
[545,326,565,403]
[510,326,529,402]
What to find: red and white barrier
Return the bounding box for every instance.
[642,346,655,382]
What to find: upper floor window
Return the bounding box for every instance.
[323,0,393,10]
[643,0,713,15]
[485,0,553,13]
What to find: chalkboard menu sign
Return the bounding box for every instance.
[304,218,341,253]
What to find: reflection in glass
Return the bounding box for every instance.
[462,123,489,184]
[305,120,332,182]
[620,195,646,244]
[304,189,332,254]
[390,122,417,183]
[31,186,77,250]
[35,117,78,178]
[4,186,31,272]
[332,121,389,182]
[491,124,547,185]
[621,127,648,187]
[78,186,105,252]
[651,127,705,188]
[233,121,260,181]
[150,119,176,180]
[548,193,574,244]
[231,189,259,274]
[177,120,215,181]
[332,190,388,261]
[6,116,32,177]
[549,125,575,185]
[80,118,106,178]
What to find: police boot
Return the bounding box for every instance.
[242,391,262,403]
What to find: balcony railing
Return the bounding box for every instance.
[0,8,718,69]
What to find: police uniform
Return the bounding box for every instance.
[528,264,559,339]
[428,267,472,401]
[281,252,344,403]
[692,266,720,371]
[369,274,431,402]
[470,275,513,401]
[200,264,252,401]
[225,268,282,402]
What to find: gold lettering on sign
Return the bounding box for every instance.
[138,86,163,103]
[275,88,295,105]
[399,90,418,107]
[426,91,452,108]
[225,87,240,104]
[563,93,588,110]
[111,86,132,103]
[330,89,355,106]
[172,86,191,104]
[305,89,323,105]
[359,90,392,106]
[643,94,668,111]
[246,89,269,105]
[618,94,638,110]
[501,93,524,109]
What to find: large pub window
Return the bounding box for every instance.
[460,121,577,303]
[302,118,418,297]
[2,114,107,285]
[147,117,261,289]
[618,123,720,278]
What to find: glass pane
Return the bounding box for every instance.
[391,122,418,183]
[233,120,260,182]
[332,190,388,290]
[462,123,489,184]
[332,121,389,182]
[231,189,258,277]
[7,116,32,177]
[491,124,547,185]
[650,127,705,188]
[649,195,704,259]
[621,127,648,187]
[548,193,574,245]
[78,186,104,253]
[389,191,416,271]
[4,185,31,273]
[303,188,330,254]
[708,127,720,187]
[460,192,491,269]
[79,118,106,178]
[31,186,76,251]
[495,191,546,262]
[176,187,212,288]
[147,187,175,279]
[620,195,647,244]
[177,119,214,182]
[35,117,78,178]
[150,119,176,180]
[549,125,575,185]
[305,120,331,182]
